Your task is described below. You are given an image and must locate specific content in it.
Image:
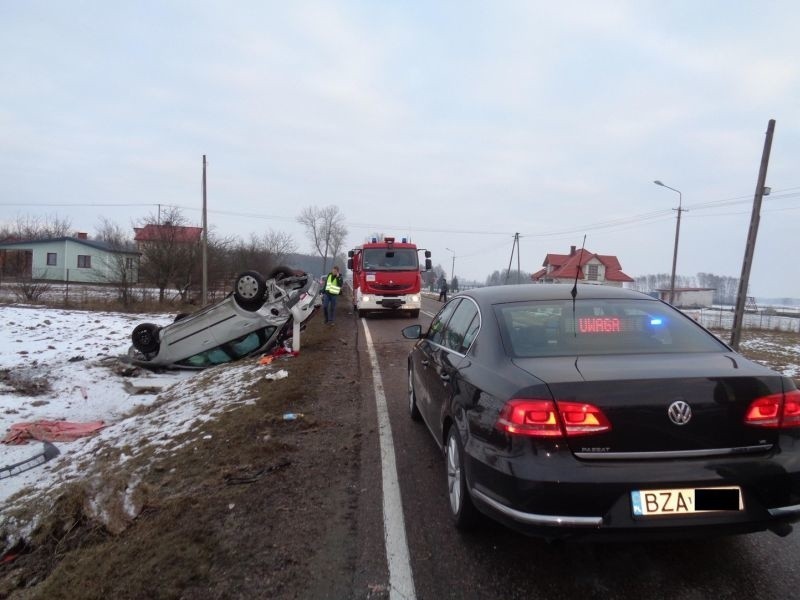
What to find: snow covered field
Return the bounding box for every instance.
[0,304,222,539]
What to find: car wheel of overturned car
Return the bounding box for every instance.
[446,426,479,530]
[267,265,293,281]
[131,323,161,355]
[408,366,422,421]
[234,270,267,311]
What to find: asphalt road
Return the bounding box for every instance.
[358,295,800,600]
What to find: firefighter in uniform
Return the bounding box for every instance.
[323,266,343,324]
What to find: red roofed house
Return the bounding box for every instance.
[133,224,203,248]
[531,245,634,287]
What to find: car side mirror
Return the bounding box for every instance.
[402,324,423,340]
[425,258,432,271]
[347,258,353,270]
[348,250,354,257]
[425,250,431,258]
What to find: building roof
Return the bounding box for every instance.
[0,236,139,255]
[532,247,634,283]
[133,224,203,243]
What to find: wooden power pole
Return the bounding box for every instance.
[730,119,776,350]
[202,155,208,307]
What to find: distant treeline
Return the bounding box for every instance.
[631,273,741,305]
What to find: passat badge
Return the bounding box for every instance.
[668,400,692,426]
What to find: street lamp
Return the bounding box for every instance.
[654,180,684,305]
[445,247,456,288]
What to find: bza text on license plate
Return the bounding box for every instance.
[631,487,742,516]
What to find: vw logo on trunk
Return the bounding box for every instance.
[668,400,692,426]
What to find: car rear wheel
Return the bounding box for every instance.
[446,427,478,530]
[408,366,421,421]
[234,271,267,311]
[267,265,293,281]
[131,323,161,355]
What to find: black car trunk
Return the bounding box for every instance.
[512,352,784,456]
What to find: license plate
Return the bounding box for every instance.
[631,487,743,517]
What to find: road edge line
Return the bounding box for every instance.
[362,319,417,600]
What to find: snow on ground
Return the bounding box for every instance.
[0,303,291,542]
[739,336,800,378]
[0,305,183,510]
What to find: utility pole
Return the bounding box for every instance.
[201,155,208,307]
[730,119,775,350]
[654,180,685,304]
[504,233,520,284]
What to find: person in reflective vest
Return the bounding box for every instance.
[323,266,343,324]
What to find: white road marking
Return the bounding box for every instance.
[362,320,417,600]
[421,310,435,318]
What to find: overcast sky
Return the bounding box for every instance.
[2,1,799,298]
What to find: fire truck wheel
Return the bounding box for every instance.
[357,309,368,318]
[409,310,420,318]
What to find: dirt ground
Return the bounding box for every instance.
[0,302,367,599]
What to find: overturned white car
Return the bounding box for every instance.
[129,268,321,369]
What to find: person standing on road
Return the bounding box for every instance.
[438,275,449,303]
[323,266,343,324]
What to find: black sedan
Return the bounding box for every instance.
[402,284,800,540]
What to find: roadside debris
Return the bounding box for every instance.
[2,420,105,445]
[265,370,289,381]
[282,412,303,421]
[0,441,60,479]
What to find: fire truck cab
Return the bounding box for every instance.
[347,237,432,318]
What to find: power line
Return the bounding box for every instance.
[4,186,800,239]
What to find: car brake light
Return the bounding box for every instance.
[781,390,800,428]
[557,401,612,436]
[744,390,800,429]
[497,399,611,438]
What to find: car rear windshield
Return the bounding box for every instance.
[494,298,728,357]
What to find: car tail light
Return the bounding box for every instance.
[497,399,611,438]
[744,390,800,429]
[557,401,613,436]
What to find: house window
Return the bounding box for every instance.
[125,257,135,269]
[587,264,599,280]
[77,255,92,268]
[46,253,57,266]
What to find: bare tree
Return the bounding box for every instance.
[0,214,73,241]
[225,230,297,280]
[136,207,201,303]
[94,217,139,306]
[297,205,348,274]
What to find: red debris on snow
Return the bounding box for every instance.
[2,420,106,445]
[267,346,299,359]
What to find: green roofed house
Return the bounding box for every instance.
[0,233,140,284]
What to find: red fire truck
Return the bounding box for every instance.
[347,237,432,318]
